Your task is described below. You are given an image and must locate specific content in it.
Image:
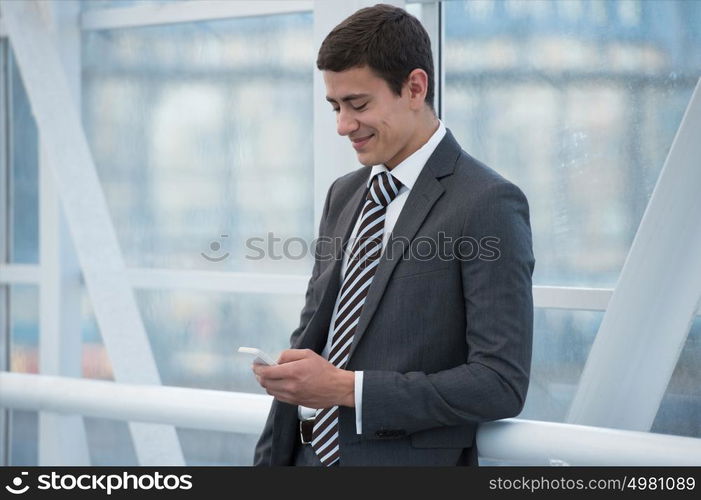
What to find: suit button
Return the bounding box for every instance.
[376,430,387,438]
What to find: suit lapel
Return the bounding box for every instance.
[335,179,368,262]
[347,129,462,361]
[294,175,368,352]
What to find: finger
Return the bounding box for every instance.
[257,360,305,381]
[278,348,314,364]
[252,363,275,377]
[261,378,294,395]
[275,394,296,405]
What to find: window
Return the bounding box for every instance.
[6,44,39,264]
[3,0,699,467]
[81,11,314,465]
[444,0,701,439]
[8,285,39,466]
[82,14,314,274]
[444,0,701,287]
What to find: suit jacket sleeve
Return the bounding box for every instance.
[360,181,535,438]
[252,179,336,465]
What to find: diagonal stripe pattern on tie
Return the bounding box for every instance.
[311,170,402,466]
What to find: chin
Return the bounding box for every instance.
[356,154,377,167]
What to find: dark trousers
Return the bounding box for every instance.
[292,440,324,466]
[291,434,477,466]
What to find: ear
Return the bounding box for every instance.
[405,68,429,110]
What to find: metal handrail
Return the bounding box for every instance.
[1,371,700,465]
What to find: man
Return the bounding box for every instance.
[253,4,534,466]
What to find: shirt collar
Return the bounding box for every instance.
[366,119,447,190]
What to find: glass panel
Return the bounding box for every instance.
[9,411,37,466]
[82,14,314,274]
[482,307,601,465]
[84,418,138,466]
[78,289,137,465]
[81,288,303,464]
[9,48,39,264]
[177,429,258,466]
[9,286,38,374]
[138,289,303,392]
[652,317,701,438]
[519,308,601,423]
[9,285,39,466]
[444,0,701,287]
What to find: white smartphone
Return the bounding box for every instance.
[238,347,278,366]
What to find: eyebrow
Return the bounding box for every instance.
[325,93,370,104]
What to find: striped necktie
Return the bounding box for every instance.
[312,170,402,466]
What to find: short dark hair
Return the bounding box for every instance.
[317,4,435,110]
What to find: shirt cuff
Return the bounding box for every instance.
[354,370,363,434]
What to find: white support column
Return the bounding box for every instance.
[0,32,9,466]
[3,1,184,465]
[39,164,89,466]
[312,0,405,231]
[436,1,444,120]
[567,80,701,431]
[36,0,90,467]
[409,1,442,118]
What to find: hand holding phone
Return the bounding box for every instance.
[238,347,278,366]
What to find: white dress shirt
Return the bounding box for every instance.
[299,120,447,434]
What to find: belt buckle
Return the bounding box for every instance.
[299,418,315,444]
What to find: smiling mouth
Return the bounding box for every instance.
[351,134,374,150]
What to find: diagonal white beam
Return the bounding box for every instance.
[567,79,701,430]
[3,1,183,465]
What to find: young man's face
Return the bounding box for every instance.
[323,65,417,168]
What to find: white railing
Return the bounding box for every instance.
[0,372,270,436]
[2,372,700,466]
[478,419,701,466]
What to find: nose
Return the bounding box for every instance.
[336,108,359,136]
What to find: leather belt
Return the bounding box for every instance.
[299,418,315,445]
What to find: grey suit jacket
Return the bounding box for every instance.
[254,129,534,466]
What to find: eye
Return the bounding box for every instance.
[353,103,367,111]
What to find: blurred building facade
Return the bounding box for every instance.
[3,0,700,465]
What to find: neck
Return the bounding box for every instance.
[385,112,440,170]
[416,113,440,148]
